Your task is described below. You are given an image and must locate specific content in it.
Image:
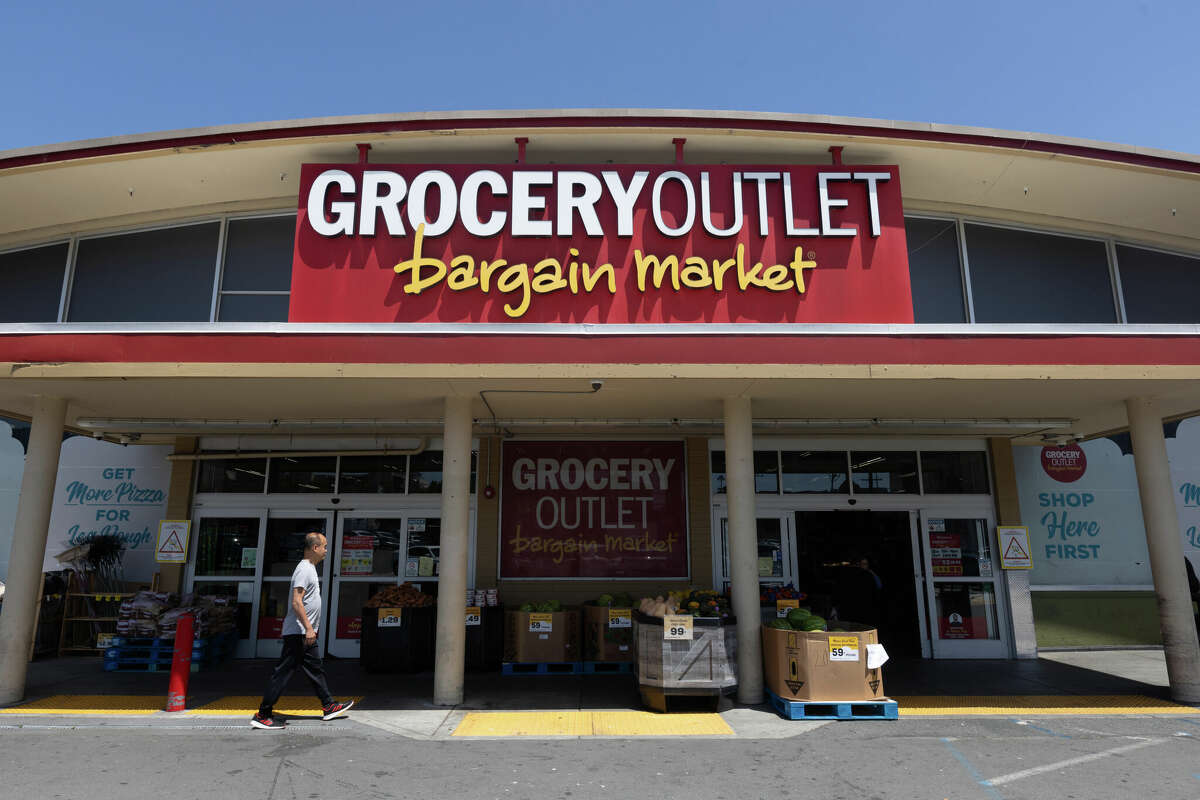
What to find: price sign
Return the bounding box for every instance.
[663,614,693,640]
[377,607,404,627]
[828,635,860,662]
[528,613,554,633]
[96,633,116,649]
[776,598,799,618]
[465,606,481,626]
[608,608,632,628]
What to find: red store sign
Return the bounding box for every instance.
[499,441,689,579]
[290,164,911,324]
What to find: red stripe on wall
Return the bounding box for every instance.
[0,333,1197,366]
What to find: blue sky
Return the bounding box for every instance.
[3,0,1198,153]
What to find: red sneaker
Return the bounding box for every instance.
[250,712,286,730]
[321,700,354,720]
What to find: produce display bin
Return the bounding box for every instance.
[761,622,886,702]
[633,610,737,690]
[503,608,580,663]
[360,605,435,673]
[582,604,634,662]
[465,605,504,672]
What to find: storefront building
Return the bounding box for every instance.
[0,110,1198,705]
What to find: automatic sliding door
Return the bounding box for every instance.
[256,512,333,658]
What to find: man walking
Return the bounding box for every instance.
[251,531,353,730]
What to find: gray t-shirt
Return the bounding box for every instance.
[283,559,321,637]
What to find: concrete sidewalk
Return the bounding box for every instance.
[2,648,1194,739]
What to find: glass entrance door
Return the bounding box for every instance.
[327,512,445,658]
[714,511,796,592]
[920,514,1009,658]
[255,511,334,658]
[188,509,266,659]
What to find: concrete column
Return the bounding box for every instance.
[1126,397,1200,703]
[0,396,67,706]
[434,396,472,706]
[988,438,1038,659]
[723,396,763,704]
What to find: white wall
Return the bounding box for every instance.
[42,438,173,583]
[1014,417,1200,586]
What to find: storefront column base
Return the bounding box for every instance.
[0,396,66,706]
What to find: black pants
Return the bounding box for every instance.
[259,634,333,716]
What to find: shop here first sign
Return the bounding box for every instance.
[289,164,912,323]
[500,442,688,578]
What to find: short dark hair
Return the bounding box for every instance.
[304,532,325,552]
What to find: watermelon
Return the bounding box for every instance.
[764,618,792,630]
[800,615,828,632]
[786,608,812,628]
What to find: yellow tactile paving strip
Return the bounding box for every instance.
[452,711,733,737]
[187,695,364,716]
[0,695,162,715]
[893,695,1199,715]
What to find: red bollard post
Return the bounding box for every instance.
[166,612,195,712]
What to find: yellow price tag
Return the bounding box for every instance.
[828,635,859,662]
[528,613,553,633]
[608,608,632,628]
[776,598,799,618]
[377,607,404,627]
[465,606,481,626]
[663,614,693,640]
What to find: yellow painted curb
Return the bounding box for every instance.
[0,695,161,715]
[893,695,1199,716]
[452,710,732,737]
[187,695,364,716]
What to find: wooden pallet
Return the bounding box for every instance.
[500,661,583,675]
[767,691,898,721]
[639,686,721,713]
[582,660,634,674]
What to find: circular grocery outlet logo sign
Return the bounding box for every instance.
[1041,444,1087,482]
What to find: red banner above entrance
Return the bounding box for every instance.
[289,164,912,324]
[499,441,689,579]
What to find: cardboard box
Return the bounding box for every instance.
[503,609,580,663]
[582,605,635,662]
[761,623,885,701]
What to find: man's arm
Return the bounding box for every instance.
[292,585,316,645]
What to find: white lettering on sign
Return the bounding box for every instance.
[512,457,676,492]
[305,169,889,241]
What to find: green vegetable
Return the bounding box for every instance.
[519,602,534,612]
[595,594,614,607]
[800,615,827,632]
[786,608,812,628]
[764,619,792,630]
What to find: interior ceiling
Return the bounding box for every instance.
[2,375,1199,444]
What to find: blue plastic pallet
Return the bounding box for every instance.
[501,661,583,676]
[767,691,897,721]
[103,660,206,673]
[582,660,634,674]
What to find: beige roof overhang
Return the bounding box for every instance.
[1,109,1198,252]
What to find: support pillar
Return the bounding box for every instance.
[988,438,1038,658]
[723,396,763,704]
[1126,397,1200,703]
[433,396,472,706]
[0,396,66,705]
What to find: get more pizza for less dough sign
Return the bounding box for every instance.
[499,442,688,578]
[289,164,912,324]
